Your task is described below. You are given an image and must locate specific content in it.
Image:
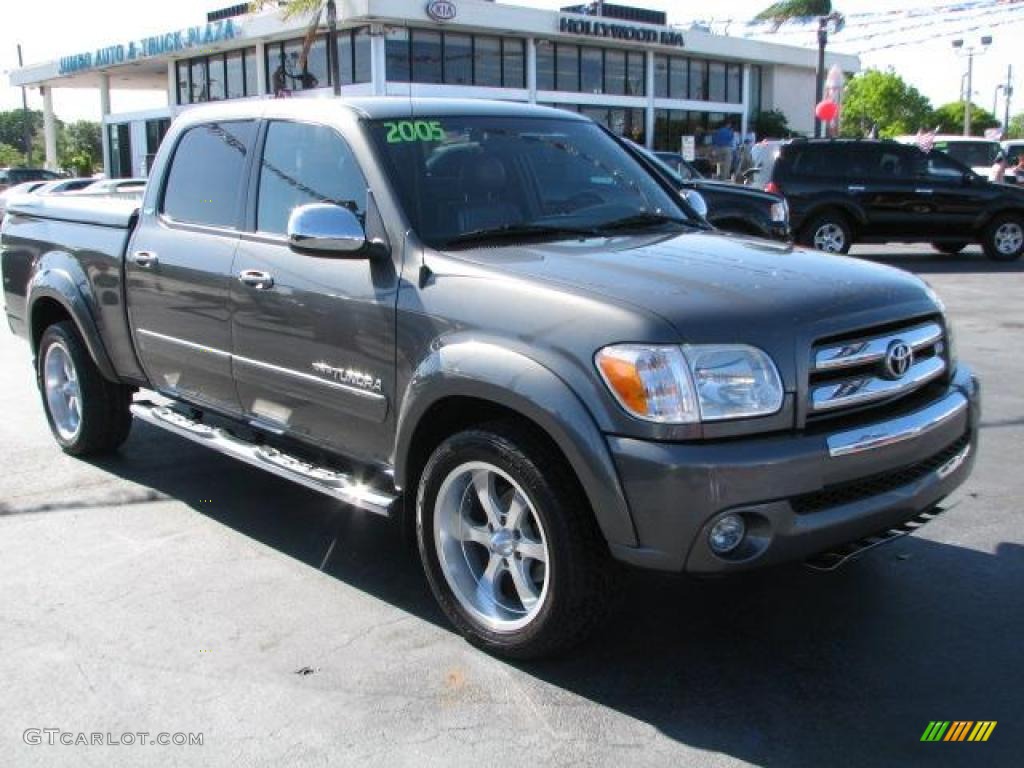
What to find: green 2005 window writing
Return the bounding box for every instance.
[384,120,446,143]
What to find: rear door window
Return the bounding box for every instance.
[161,121,256,228]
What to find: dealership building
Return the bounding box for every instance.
[9,0,859,177]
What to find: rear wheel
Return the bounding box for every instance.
[37,321,132,456]
[982,215,1024,261]
[800,211,852,254]
[931,241,969,255]
[416,422,613,659]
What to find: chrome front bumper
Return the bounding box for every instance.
[826,390,968,458]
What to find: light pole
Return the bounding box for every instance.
[327,0,341,97]
[814,12,845,139]
[952,35,992,137]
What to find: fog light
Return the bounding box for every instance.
[709,513,746,555]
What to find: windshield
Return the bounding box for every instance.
[935,141,999,168]
[367,116,691,248]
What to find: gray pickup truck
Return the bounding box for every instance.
[1,99,979,658]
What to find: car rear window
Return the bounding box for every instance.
[935,141,999,168]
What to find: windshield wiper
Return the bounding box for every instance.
[592,211,695,233]
[439,223,598,248]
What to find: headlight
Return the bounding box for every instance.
[770,200,788,223]
[595,344,783,423]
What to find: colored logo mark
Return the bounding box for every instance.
[921,721,997,742]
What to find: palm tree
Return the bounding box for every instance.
[754,0,832,30]
[250,0,342,96]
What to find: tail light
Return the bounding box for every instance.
[764,181,781,195]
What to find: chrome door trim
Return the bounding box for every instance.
[232,353,387,402]
[136,328,231,358]
[826,391,968,458]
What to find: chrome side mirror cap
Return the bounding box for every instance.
[683,189,709,218]
[287,203,367,255]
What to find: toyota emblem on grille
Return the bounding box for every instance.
[884,340,914,379]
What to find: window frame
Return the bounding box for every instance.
[157,120,258,233]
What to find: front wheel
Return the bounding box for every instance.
[416,423,613,659]
[800,212,852,254]
[37,321,133,456]
[982,215,1024,261]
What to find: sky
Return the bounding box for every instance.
[1,0,1021,123]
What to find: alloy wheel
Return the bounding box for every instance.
[813,222,846,253]
[994,221,1023,256]
[43,341,82,441]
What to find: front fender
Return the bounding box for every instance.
[394,339,639,548]
[27,251,119,381]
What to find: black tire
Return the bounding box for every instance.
[36,321,133,456]
[982,214,1024,261]
[931,241,969,255]
[799,210,853,254]
[416,422,614,659]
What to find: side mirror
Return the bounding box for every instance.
[287,203,367,256]
[683,189,709,218]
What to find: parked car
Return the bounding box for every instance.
[768,138,1024,260]
[0,180,50,218]
[626,139,791,241]
[71,178,147,197]
[2,99,979,658]
[33,178,98,196]
[0,167,59,194]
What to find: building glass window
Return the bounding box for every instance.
[444,33,472,85]
[537,42,555,90]
[386,28,411,82]
[474,36,502,87]
[580,47,602,93]
[604,49,625,96]
[190,59,208,103]
[669,57,687,100]
[749,64,763,118]
[176,61,189,105]
[256,121,366,235]
[162,121,255,227]
[625,51,645,96]
[267,36,329,94]
[502,38,525,88]
[338,32,353,85]
[207,55,226,101]
[708,61,726,102]
[226,51,245,99]
[353,28,371,83]
[244,48,258,96]
[653,55,668,98]
[689,59,707,100]
[726,63,742,104]
[107,123,132,179]
[556,44,579,92]
[411,30,443,83]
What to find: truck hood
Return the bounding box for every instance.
[445,231,941,387]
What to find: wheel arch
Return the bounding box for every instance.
[394,341,639,549]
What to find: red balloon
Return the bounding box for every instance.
[816,100,839,122]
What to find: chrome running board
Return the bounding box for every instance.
[803,504,953,573]
[130,403,397,517]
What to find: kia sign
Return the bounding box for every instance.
[426,0,457,22]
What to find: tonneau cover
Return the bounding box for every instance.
[5,194,140,229]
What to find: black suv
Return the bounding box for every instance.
[0,167,59,193]
[768,139,1024,260]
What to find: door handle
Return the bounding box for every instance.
[914,188,935,194]
[131,250,158,268]
[847,185,866,192]
[238,269,274,290]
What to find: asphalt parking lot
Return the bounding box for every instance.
[1,244,1021,767]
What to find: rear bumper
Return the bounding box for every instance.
[607,364,980,573]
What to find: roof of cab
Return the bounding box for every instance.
[171,97,589,128]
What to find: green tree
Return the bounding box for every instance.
[61,121,102,175]
[1008,113,1024,140]
[752,109,790,139]
[0,142,23,166]
[0,109,43,156]
[839,69,933,138]
[931,102,1000,135]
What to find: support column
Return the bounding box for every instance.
[645,50,656,148]
[526,38,537,104]
[99,73,111,177]
[42,86,58,172]
[740,63,751,139]
[370,26,387,96]
[166,61,176,107]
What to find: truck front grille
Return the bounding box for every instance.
[791,432,969,515]
[807,318,947,423]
